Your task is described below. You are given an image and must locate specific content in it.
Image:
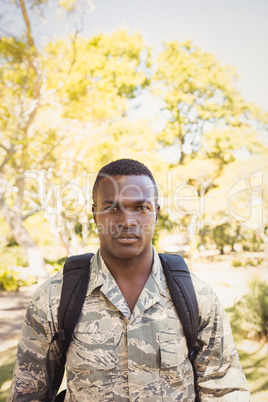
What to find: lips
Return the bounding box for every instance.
[114,232,140,244]
[115,232,139,238]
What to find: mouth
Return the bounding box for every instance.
[114,233,140,244]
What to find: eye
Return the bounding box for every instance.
[137,205,150,211]
[105,205,120,212]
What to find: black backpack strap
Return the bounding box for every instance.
[159,253,201,402]
[46,252,94,401]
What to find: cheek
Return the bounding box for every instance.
[97,218,118,235]
[140,220,156,237]
[96,218,108,234]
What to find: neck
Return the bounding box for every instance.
[100,247,154,282]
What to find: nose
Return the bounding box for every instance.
[120,210,138,228]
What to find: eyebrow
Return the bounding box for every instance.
[133,199,154,205]
[101,199,154,206]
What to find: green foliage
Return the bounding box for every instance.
[203,127,262,168]
[233,280,268,342]
[0,249,35,291]
[44,256,67,273]
[1,247,28,268]
[1,0,267,274]
[75,217,96,238]
[227,304,268,399]
[152,212,177,246]
[212,223,235,254]
[232,260,242,267]
[241,231,264,253]
[0,268,30,291]
[44,30,150,120]
[198,221,239,254]
[24,214,57,247]
[232,258,263,268]
[154,40,260,165]
[228,321,268,399]
[0,345,17,402]
[6,237,19,247]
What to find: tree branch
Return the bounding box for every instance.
[0,144,9,152]
[19,0,36,52]
[0,144,16,173]
[19,0,42,100]
[22,209,40,221]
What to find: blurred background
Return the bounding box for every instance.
[0,0,268,400]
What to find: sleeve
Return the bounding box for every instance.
[193,280,250,401]
[8,286,57,401]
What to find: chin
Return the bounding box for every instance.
[110,244,146,260]
[114,249,142,260]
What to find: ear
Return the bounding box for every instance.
[92,204,97,224]
[155,204,160,223]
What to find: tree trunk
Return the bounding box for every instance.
[179,150,185,165]
[0,196,48,281]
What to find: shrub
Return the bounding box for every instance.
[233,279,268,342]
[232,258,263,268]
[0,267,36,291]
[232,260,242,267]
[1,247,28,268]
[0,269,27,291]
[44,257,67,274]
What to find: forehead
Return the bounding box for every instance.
[96,175,155,203]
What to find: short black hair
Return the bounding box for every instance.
[92,159,158,204]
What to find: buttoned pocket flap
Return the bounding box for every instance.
[158,330,187,369]
[67,331,116,371]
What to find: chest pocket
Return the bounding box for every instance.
[158,330,195,401]
[158,329,187,369]
[67,325,116,371]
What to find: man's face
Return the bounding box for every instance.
[92,175,160,262]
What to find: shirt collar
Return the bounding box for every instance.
[86,247,171,300]
[86,250,110,296]
[151,247,171,299]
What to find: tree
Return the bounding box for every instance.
[233,279,268,343]
[0,0,155,277]
[2,3,266,275]
[154,40,263,165]
[43,30,150,122]
[153,41,267,257]
[0,0,50,279]
[36,32,153,254]
[0,0,102,278]
[202,152,268,264]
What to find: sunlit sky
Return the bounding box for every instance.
[2,0,268,111]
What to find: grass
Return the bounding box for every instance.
[226,306,268,401]
[0,345,17,402]
[237,340,268,401]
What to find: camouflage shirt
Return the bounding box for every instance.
[9,248,250,401]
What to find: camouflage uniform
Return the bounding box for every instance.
[9,248,250,401]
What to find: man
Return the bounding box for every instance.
[9,159,250,401]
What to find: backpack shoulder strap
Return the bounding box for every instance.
[57,252,94,350]
[158,253,199,352]
[46,252,94,401]
[158,253,201,401]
